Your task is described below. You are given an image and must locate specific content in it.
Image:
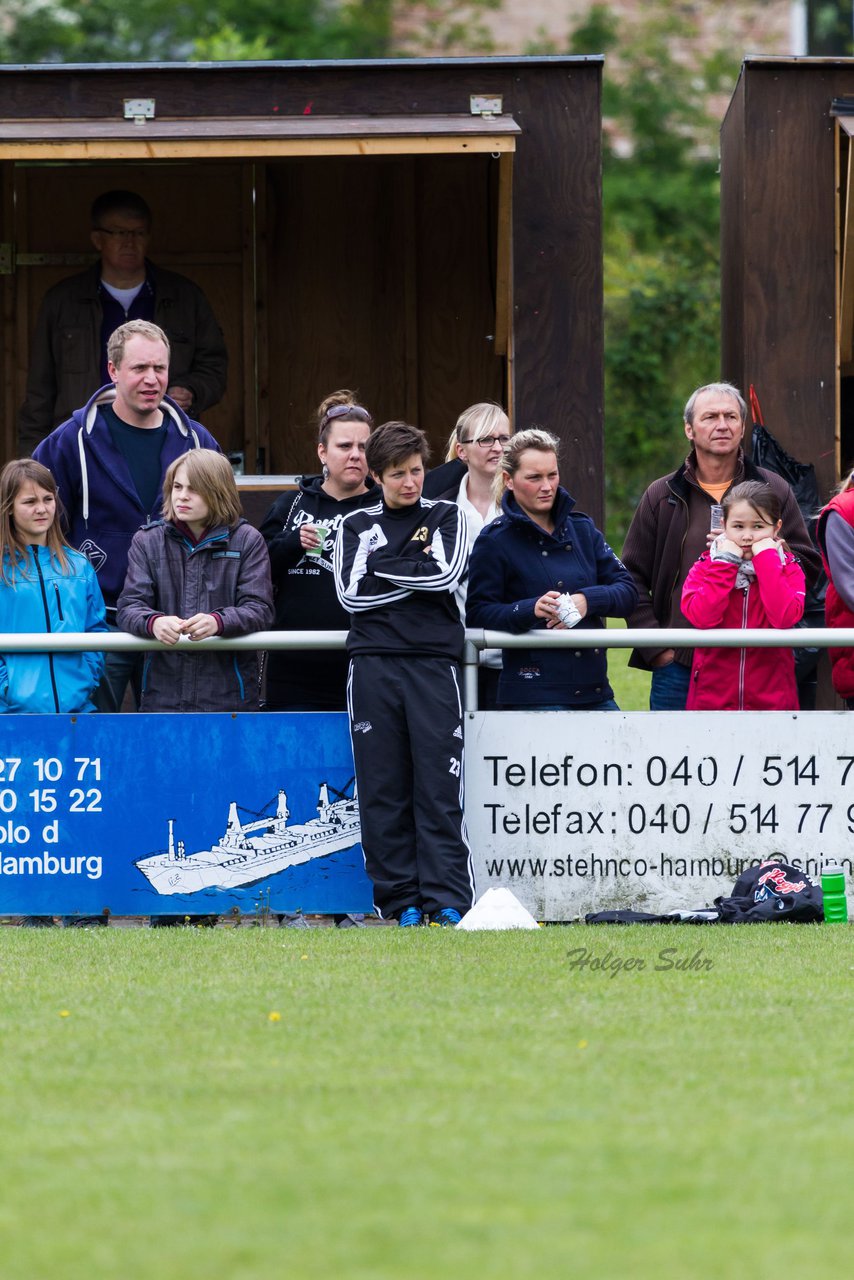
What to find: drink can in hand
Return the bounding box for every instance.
[555,592,582,628]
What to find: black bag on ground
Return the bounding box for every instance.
[715,858,824,924]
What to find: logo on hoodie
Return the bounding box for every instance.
[77,539,107,572]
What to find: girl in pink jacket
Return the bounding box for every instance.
[681,481,806,710]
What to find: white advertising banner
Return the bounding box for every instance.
[465,711,854,920]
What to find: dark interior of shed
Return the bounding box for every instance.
[5,150,512,473]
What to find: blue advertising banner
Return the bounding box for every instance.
[0,714,373,917]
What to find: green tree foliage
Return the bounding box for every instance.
[0,0,397,62]
[808,1,854,55]
[530,4,738,546]
[0,0,497,62]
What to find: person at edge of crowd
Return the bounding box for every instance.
[681,481,805,709]
[33,319,221,713]
[333,420,474,929]
[19,189,227,454]
[816,467,854,707]
[259,389,376,930]
[0,459,109,928]
[117,449,273,927]
[621,381,821,711]
[466,428,637,709]
[431,402,511,710]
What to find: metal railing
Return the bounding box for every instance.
[0,626,847,711]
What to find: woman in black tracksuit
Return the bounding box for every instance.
[333,421,474,928]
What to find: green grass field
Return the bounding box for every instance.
[2,924,851,1279]
[607,619,650,711]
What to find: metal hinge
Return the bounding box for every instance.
[124,98,156,125]
[470,95,503,118]
[0,244,12,276]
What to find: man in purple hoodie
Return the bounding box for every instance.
[34,319,220,710]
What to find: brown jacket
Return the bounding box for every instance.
[19,261,227,453]
[621,450,821,671]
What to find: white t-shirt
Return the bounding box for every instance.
[455,473,501,668]
[101,281,144,313]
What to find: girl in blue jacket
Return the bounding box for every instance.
[0,459,107,715]
[467,429,637,709]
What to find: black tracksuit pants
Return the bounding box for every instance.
[347,653,474,919]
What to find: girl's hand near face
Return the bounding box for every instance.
[716,535,743,559]
[751,537,779,557]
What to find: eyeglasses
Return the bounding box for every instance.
[320,404,372,430]
[460,434,512,448]
[95,227,149,241]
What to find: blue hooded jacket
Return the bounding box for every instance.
[33,385,220,614]
[0,545,108,714]
[466,486,637,706]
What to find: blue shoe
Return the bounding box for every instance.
[431,908,462,927]
[398,906,423,927]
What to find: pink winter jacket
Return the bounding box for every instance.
[681,545,806,710]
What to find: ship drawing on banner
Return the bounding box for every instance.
[134,779,361,895]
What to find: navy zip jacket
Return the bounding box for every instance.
[33,385,220,616]
[466,486,637,706]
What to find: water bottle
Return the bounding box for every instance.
[821,862,848,923]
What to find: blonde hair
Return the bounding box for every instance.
[495,427,560,501]
[162,451,242,529]
[0,459,71,585]
[444,402,511,462]
[107,320,170,369]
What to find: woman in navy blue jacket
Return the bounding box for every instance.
[466,429,637,708]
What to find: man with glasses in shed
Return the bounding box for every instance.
[19,189,227,453]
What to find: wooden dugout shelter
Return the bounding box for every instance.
[720,55,854,503]
[0,57,605,522]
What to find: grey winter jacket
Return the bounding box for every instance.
[117,518,273,712]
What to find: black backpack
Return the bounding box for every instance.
[715,858,823,924]
[585,858,823,925]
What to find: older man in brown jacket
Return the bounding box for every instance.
[621,381,821,710]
